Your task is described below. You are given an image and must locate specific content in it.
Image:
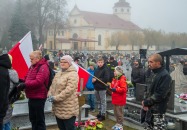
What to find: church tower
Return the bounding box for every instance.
[113,0,131,21]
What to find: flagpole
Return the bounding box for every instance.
[72,62,108,87]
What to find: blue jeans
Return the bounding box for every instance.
[87,93,95,110]
[3,122,11,130]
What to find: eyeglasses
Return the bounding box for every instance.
[60,61,68,64]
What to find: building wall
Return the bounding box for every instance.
[46,29,71,50]
[56,43,71,50]
[45,7,157,51]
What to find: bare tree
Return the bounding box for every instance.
[107,31,128,51]
[36,0,54,46]
[21,0,67,49]
[128,31,144,50]
[48,0,67,49]
[0,0,15,44]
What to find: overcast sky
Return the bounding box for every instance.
[67,0,187,33]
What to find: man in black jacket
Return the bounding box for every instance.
[141,54,172,129]
[0,54,11,130]
[131,59,145,97]
[92,58,109,121]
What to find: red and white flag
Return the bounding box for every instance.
[72,62,90,92]
[8,31,33,79]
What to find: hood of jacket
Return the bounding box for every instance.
[0,54,11,69]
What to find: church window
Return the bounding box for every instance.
[73,33,78,39]
[121,8,124,12]
[127,9,129,12]
[115,9,117,12]
[98,35,101,46]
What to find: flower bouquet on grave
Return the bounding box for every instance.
[85,119,104,130]
[75,121,85,130]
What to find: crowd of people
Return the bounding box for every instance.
[1,49,187,130]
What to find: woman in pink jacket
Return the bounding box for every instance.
[18,50,50,130]
[110,66,127,130]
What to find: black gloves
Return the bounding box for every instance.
[17,83,26,91]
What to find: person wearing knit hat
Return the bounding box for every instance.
[48,54,79,130]
[89,62,96,67]
[86,62,96,112]
[114,66,123,76]
[60,55,73,65]
[110,66,127,129]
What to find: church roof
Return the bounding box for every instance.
[80,11,141,30]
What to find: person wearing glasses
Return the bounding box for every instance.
[47,55,79,130]
[17,50,50,130]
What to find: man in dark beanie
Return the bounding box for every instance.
[0,54,11,130]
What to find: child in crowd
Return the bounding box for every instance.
[110,66,127,130]
[86,62,96,112]
[92,58,109,121]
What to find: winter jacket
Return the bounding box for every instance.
[131,66,145,85]
[3,69,19,124]
[144,67,172,114]
[86,68,95,90]
[48,65,79,119]
[111,75,127,106]
[0,54,11,123]
[25,58,50,99]
[93,65,109,91]
[107,60,118,82]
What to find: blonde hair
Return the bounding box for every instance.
[30,50,42,60]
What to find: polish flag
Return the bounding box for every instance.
[72,62,90,92]
[8,31,33,79]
